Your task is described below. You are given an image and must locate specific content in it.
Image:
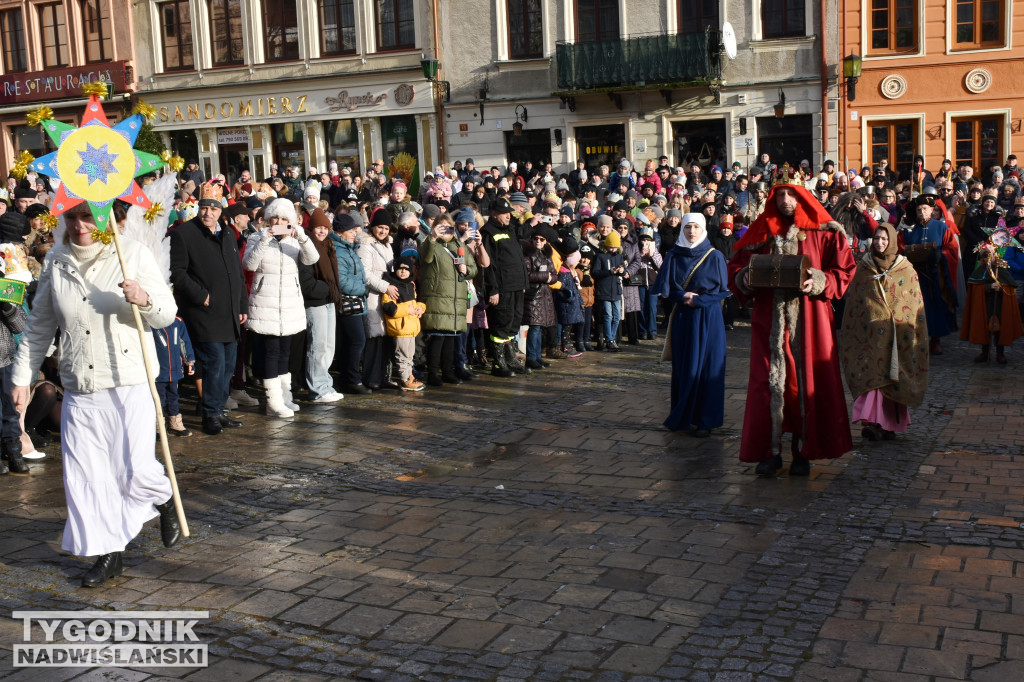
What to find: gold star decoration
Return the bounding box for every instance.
[144,202,165,223]
[81,81,108,99]
[10,150,34,180]
[133,100,157,122]
[26,105,54,128]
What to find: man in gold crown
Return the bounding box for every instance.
[170,181,249,435]
[728,164,857,476]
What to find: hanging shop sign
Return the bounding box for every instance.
[151,82,421,129]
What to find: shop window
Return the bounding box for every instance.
[375,0,415,51]
[761,0,805,39]
[13,125,57,158]
[326,120,360,175]
[575,0,619,42]
[505,129,551,169]
[672,119,728,171]
[755,114,813,168]
[868,0,917,54]
[159,0,194,71]
[381,114,419,191]
[320,0,356,56]
[679,0,718,34]
[264,0,299,62]
[508,0,543,59]
[574,124,625,169]
[953,115,1002,176]
[273,122,306,172]
[953,0,1004,49]
[81,0,112,63]
[38,3,69,68]
[1,9,28,73]
[869,120,917,179]
[209,0,244,66]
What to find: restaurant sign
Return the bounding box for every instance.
[1,62,129,105]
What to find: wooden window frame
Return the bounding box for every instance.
[574,0,619,43]
[0,8,28,73]
[209,0,244,66]
[951,115,1003,174]
[679,0,718,35]
[263,0,300,62]
[319,0,357,57]
[158,0,194,72]
[81,0,112,63]
[868,119,919,180]
[761,0,806,40]
[374,0,415,52]
[867,0,918,55]
[37,2,69,68]
[952,0,1004,50]
[508,0,543,59]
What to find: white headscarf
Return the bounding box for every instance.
[676,212,708,249]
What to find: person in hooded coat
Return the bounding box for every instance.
[728,170,857,476]
[653,213,729,436]
[841,223,929,440]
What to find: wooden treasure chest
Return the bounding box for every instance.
[902,242,936,264]
[748,254,812,290]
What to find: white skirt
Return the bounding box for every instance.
[61,383,172,556]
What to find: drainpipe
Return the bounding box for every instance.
[820,0,830,166]
[432,0,447,168]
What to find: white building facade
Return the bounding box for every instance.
[436,0,839,174]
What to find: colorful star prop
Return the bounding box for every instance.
[26,94,163,232]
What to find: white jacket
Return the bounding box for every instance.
[244,227,319,336]
[356,231,393,338]
[13,237,177,393]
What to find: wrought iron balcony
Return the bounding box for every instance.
[555,32,721,92]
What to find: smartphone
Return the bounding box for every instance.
[269,223,290,236]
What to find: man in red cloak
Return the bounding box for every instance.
[728,165,857,476]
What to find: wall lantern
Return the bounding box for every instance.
[773,89,786,119]
[843,53,862,101]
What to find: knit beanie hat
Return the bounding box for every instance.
[604,231,621,248]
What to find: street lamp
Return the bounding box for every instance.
[843,53,862,102]
[512,105,528,136]
[420,58,439,80]
[773,89,786,119]
[420,57,450,103]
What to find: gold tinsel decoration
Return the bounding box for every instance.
[26,105,54,128]
[133,100,157,121]
[81,81,109,99]
[160,149,173,164]
[40,213,58,232]
[144,202,164,223]
[91,228,113,244]
[10,150,34,180]
[168,156,185,172]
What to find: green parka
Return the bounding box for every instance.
[418,237,478,332]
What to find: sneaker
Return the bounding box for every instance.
[22,449,45,460]
[400,377,424,392]
[224,396,238,410]
[312,392,344,403]
[230,388,260,407]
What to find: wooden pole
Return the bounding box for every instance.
[108,227,189,538]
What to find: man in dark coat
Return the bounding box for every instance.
[169,184,249,435]
[480,198,529,377]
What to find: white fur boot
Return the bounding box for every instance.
[280,372,300,411]
[264,377,294,418]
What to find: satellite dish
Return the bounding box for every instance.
[722,22,737,60]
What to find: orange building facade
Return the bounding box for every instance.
[838,0,1024,181]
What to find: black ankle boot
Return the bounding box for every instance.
[491,342,514,377]
[82,552,123,588]
[2,439,28,474]
[426,372,444,386]
[441,371,463,385]
[155,499,182,548]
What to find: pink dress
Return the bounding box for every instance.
[851,390,911,432]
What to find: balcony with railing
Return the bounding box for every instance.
[555,32,721,92]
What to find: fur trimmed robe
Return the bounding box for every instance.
[728,222,857,461]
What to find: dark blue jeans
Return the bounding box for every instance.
[638,286,659,336]
[193,341,238,418]
[155,380,180,417]
[0,363,21,441]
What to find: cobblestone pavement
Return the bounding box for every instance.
[0,322,1021,681]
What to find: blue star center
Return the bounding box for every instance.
[76,142,118,185]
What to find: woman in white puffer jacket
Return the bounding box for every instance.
[244,198,318,417]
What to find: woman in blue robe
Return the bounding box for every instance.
[900,194,959,354]
[653,213,730,437]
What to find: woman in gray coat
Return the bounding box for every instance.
[357,209,397,388]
